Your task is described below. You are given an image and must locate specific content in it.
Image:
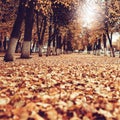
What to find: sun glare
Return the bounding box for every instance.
[77,0,103,29]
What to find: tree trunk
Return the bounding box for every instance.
[4,0,26,62]
[21,0,34,58]
[93,41,97,55]
[36,11,42,56]
[39,17,47,45]
[46,46,52,56]
[62,35,67,54]
[104,48,107,56]
[103,33,107,56]
[46,24,52,56]
[97,38,101,56]
[4,38,18,61]
[56,34,61,55]
[38,45,42,57]
[67,41,72,53]
[87,43,92,54]
[52,39,56,55]
[106,31,115,57]
[21,41,31,58]
[15,31,22,53]
[38,16,47,57]
[52,35,56,55]
[46,14,57,56]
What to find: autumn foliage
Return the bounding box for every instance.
[0,53,120,119]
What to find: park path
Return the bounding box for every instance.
[0,53,120,120]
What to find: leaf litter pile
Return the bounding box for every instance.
[0,53,120,120]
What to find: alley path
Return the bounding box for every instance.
[0,53,120,120]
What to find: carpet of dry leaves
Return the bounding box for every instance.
[0,53,120,120]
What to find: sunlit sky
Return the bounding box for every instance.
[81,0,100,28]
[77,0,104,29]
[81,0,105,29]
[77,0,120,42]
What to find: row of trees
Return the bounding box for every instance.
[72,0,120,57]
[104,0,120,57]
[2,0,79,61]
[0,0,119,61]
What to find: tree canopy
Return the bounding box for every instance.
[0,0,120,55]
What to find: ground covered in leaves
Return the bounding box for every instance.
[0,53,120,120]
